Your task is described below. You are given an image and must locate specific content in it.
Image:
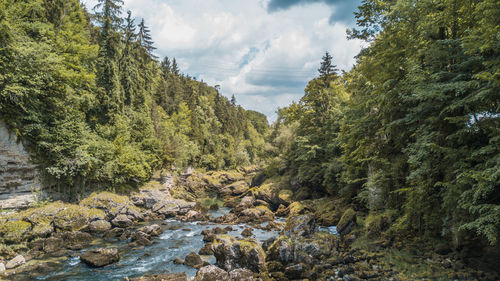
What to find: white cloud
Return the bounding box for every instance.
[81,0,363,121]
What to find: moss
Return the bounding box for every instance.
[278,189,293,204]
[80,191,129,208]
[287,201,312,217]
[313,197,340,226]
[0,220,32,243]
[337,208,356,233]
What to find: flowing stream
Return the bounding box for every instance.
[14,208,280,280]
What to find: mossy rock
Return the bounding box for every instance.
[278,189,293,206]
[0,221,32,244]
[53,205,105,232]
[337,208,356,235]
[312,198,340,226]
[287,201,313,217]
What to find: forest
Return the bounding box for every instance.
[0,0,267,193]
[268,0,499,247]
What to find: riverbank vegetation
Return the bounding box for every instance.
[267,0,499,255]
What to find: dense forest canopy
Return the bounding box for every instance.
[268,0,499,247]
[0,0,267,192]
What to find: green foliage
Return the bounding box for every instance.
[0,0,267,194]
[273,0,499,247]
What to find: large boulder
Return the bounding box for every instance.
[80,192,142,221]
[228,268,255,281]
[220,181,249,196]
[238,206,274,223]
[137,224,163,237]
[183,252,204,268]
[131,185,171,209]
[0,220,32,244]
[283,214,316,238]
[129,273,187,281]
[129,231,152,247]
[111,214,133,228]
[337,208,357,235]
[88,220,112,233]
[267,236,294,264]
[194,265,229,281]
[5,255,25,269]
[212,236,266,272]
[80,248,120,268]
[152,199,195,217]
[54,231,93,250]
[0,262,5,272]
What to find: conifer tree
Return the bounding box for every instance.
[138,18,157,58]
[318,51,338,86]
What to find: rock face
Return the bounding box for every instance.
[80,248,120,268]
[194,265,229,281]
[0,120,41,209]
[212,236,266,272]
[5,255,25,269]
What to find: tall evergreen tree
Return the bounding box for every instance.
[138,18,157,58]
[318,51,338,86]
[94,0,124,117]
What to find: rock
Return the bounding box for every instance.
[212,236,266,272]
[337,208,356,236]
[42,237,65,253]
[129,273,187,281]
[52,205,102,232]
[104,227,125,238]
[267,236,294,264]
[241,228,253,237]
[80,192,140,220]
[138,224,163,237]
[80,248,119,268]
[111,214,133,228]
[31,222,54,238]
[130,231,152,246]
[152,199,195,217]
[275,204,289,217]
[0,220,32,243]
[131,183,172,209]
[182,210,207,222]
[220,181,249,196]
[54,231,93,250]
[182,165,194,177]
[238,206,274,223]
[209,203,219,211]
[228,268,255,281]
[184,251,203,268]
[6,255,25,269]
[89,220,112,233]
[199,243,214,255]
[194,265,229,281]
[283,214,316,237]
[0,262,5,272]
[284,263,309,279]
[278,189,293,206]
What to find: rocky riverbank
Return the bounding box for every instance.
[0,167,498,280]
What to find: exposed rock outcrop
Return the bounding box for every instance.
[80,248,119,268]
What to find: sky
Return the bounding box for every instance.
[82,0,364,122]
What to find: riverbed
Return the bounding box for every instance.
[13,208,280,280]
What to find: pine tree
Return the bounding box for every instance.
[94,0,124,117]
[138,18,157,58]
[171,58,180,75]
[161,56,171,77]
[231,94,236,106]
[318,51,338,86]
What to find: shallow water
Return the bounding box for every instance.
[17,208,280,281]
